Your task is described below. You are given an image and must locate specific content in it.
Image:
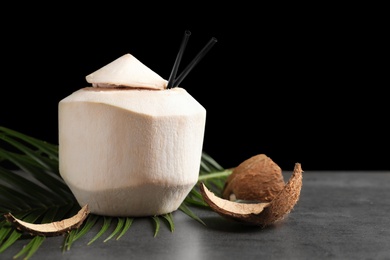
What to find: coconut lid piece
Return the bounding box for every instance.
[86,54,168,90]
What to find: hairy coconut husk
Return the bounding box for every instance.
[253,163,303,226]
[222,154,285,202]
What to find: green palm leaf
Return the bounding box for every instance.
[103,217,126,242]
[63,214,100,251]
[0,126,231,259]
[12,236,46,260]
[161,213,175,232]
[152,216,161,237]
[115,217,133,241]
[87,216,112,245]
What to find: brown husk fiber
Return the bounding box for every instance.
[222,154,285,202]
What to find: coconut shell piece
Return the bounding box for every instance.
[222,154,285,202]
[200,163,303,226]
[4,205,90,237]
[200,183,270,224]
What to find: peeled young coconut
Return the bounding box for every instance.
[59,53,206,217]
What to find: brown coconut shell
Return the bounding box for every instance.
[253,163,303,225]
[4,205,90,236]
[200,163,303,227]
[222,154,285,202]
[200,183,270,225]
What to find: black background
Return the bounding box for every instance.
[1,5,388,171]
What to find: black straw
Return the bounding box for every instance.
[167,30,191,89]
[173,37,217,88]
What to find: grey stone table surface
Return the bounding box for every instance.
[2,171,390,260]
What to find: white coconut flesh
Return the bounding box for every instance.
[85,53,168,90]
[59,54,206,217]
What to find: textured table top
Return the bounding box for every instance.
[2,171,390,260]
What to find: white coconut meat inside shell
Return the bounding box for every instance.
[85,53,167,90]
[59,87,206,216]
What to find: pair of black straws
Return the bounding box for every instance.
[166,30,217,89]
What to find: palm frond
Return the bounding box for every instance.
[178,203,206,226]
[0,126,231,259]
[87,216,112,245]
[103,217,126,242]
[161,213,175,232]
[12,236,45,260]
[116,217,134,240]
[62,213,100,251]
[152,216,160,237]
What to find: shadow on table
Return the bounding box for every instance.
[200,215,283,233]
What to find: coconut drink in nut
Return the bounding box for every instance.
[59,32,217,217]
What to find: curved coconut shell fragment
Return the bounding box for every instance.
[200,183,270,224]
[3,205,90,236]
[200,163,303,226]
[254,163,303,225]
